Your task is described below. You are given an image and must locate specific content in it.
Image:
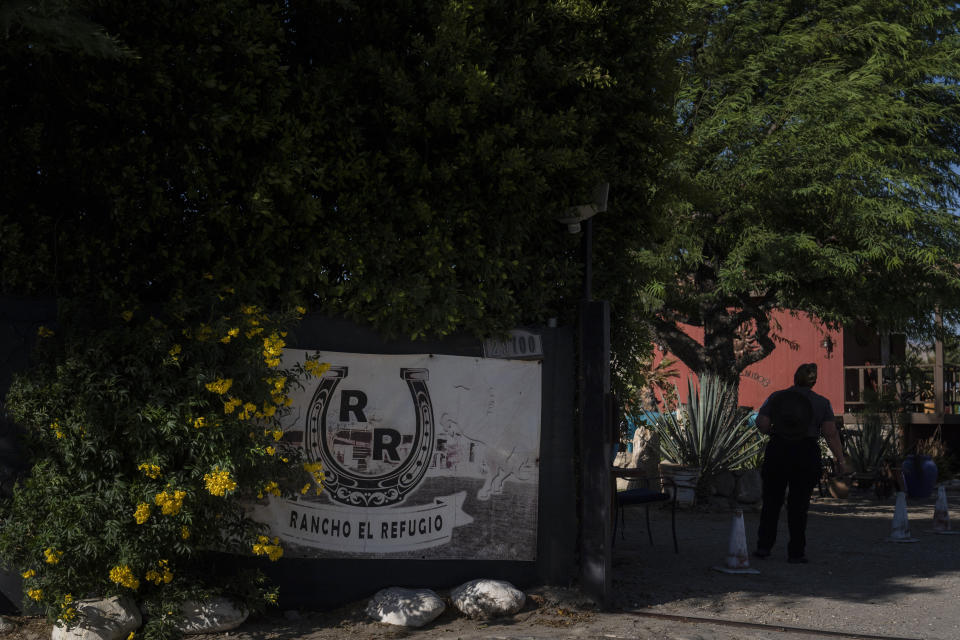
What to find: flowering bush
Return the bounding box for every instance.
[0,291,326,640]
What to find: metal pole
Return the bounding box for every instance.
[583,218,593,302]
[935,310,945,416]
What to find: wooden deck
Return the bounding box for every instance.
[842,363,960,425]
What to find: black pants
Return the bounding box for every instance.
[756,436,821,558]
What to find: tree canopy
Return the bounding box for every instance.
[640,0,960,387]
[0,0,676,355]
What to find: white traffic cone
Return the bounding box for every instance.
[712,510,760,574]
[886,491,919,543]
[930,485,960,535]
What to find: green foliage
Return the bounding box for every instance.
[0,290,325,639]
[643,373,763,487]
[844,414,898,474]
[0,0,681,405]
[642,0,960,390]
[0,0,674,343]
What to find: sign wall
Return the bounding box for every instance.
[249,350,542,560]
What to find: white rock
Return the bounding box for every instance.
[365,587,445,627]
[178,598,248,635]
[0,616,13,634]
[450,579,526,619]
[52,595,141,640]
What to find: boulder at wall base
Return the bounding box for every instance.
[365,587,445,628]
[735,469,763,504]
[450,579,526,620]
[52,596,141,640]
[178,598,248,635]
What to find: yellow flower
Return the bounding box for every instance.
[145,560,173,585]
[61,607,76,623]
[51,421,65,440]
[205,378,233,395]
[168,344,182,361]
[245,327,264,338]
[304,359,330,378]
[262,332,285,367]
[195,323,213,341]
[263,481,281,497]
[265,592,278,604]
[252,535,284,561]
[121,310,134,322]
[242,304,260,315]
[134,502,151,524]
[193,417,206,429]
[261,404,277,418]
[300,483,310,495]
[265,446,275,456]
[44,548,63,565]
[37,326,55,338]
[238,402,257,421]
[223,397,242,414]
[138,463,162,479]
[64,594,73,604]
[153,488,186,516]
[272,429,283,441]
[181,526,190,540]
[128,633,135,640]
[109,565,139,590]
[27,588,42,601]
[204,468,237,497]
[21,569,35,579]
[295,305,306,315]
[303,461,325,492]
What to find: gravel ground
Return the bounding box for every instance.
[5,487,959,640]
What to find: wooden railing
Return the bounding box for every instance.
[843,364,960,417]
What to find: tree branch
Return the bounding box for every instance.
[652,315,706,373]
[737,311,776,370]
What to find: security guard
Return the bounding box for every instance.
[754,363,849,563]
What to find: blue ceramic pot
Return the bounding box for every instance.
[902,454,938,499]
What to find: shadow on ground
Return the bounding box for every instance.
[612,491,960,639]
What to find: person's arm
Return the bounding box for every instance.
[821,420,850,474]
[756,413,772,435]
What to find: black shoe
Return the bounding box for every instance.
[753,548,771,558]
[788,556,809,564]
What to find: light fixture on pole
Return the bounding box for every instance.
[557,182,609,301]
[557,182,609,233]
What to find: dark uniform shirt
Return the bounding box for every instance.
[758,385,834,439]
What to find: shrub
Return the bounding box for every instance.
[644,373,762,491]
[844,414,897,474]
[0,291,325,640]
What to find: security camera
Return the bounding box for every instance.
[556,182,609,233]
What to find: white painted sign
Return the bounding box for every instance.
[249,350,542,560]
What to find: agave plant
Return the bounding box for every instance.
[844,412,897,474]
[643,373,763,483]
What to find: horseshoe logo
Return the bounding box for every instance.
[304,367,435,507]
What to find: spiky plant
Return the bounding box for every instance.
[644,373,763,491]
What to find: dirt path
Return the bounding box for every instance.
[5,489,959,640]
